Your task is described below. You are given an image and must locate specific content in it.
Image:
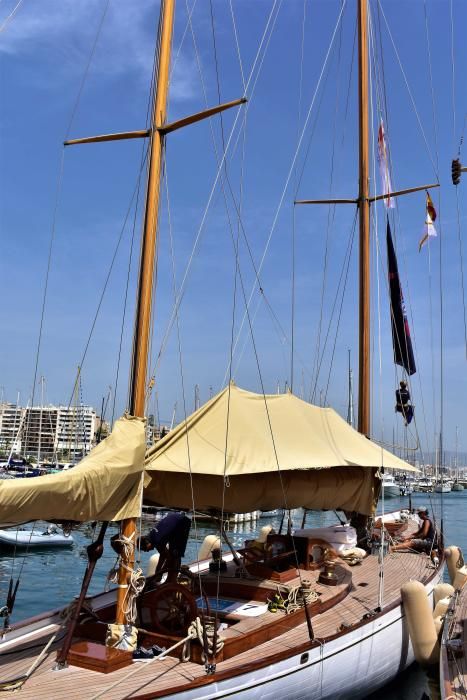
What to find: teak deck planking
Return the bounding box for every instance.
[0,545,436,700]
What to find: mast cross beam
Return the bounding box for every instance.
[294,183,439,207]
[63,97,247,147]
[159,97,247,134]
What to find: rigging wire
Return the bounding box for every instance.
[368,22,386,610]
[377,1,439,181]
[228,1,348,385]
[148,0,283,385]
[184,3,309,615]
[313,212,357,404]
[374,16,425,460]
[207,0,244,620]
[371,4,430,467]
[163,163,205,612]
[323,219,357,404]
[113,8,165,426]
[0,0,23,34]
[421,0,440,455]
[311,2,345,401]
[449,1,467,359]
[449,0,457,153]
[64,0,111,141]
[64,153,149,412]
[229,0,246,92]
[290,0,308,392]
[148,0,282,386]
[28,0,110,413]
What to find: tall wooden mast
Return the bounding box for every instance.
[357,0,370,437]
[295,0,438,441]
[115,0,175,627]
[62,0,245,641]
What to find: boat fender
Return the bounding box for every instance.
[453,566,467,590]
[401,580,439,665]
[433,582,454,606]
[445,546,463,586]
[432,596,452,619]
[146,553,160,577]
[198,535,221,561]
[258,525,274,544]
[433,614,443,636]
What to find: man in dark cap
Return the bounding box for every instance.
[391,507,435,552]
[140,512,191,581]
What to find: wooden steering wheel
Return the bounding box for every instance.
[148,583,198,636]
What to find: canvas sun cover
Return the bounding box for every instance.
[0,415,146,527]
[144,384,417,516]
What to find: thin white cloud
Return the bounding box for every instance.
[0,0,197,101]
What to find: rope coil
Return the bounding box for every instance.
[107,532,145,625]
[181,616,224,663]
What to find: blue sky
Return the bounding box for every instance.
[1,0,466,459]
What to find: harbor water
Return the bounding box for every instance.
[0,490,464,698]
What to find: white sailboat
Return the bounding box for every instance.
[0,2,446,698]
[381,472,400,499]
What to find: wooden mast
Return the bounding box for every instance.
[357,0,370,437]
[115,0,175,627]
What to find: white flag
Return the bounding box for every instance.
[377,120,394,208]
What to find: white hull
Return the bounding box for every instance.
[0,557,442,699]
[0,529,73,548]
[382,485,400,499]
[143,572,440,700]
[434,485,451,493]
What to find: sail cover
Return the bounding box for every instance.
[0,415,146,527]
[144,384,416,516]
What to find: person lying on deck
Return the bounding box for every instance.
[390,507,434,553]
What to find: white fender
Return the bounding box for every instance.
[146,553,160,577]
[198,535,221,561]
[433,615,443,637]
[257,525,274,543]
[453,565,467,590]
[445,546,462,585]
[401,580,439,665]
[432,596,451,619]
[433,582,454,606]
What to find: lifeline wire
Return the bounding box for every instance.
[149,1,282,386]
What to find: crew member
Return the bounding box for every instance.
[395,380,414,425]
[140,512,191,581]
[390,506,435,552]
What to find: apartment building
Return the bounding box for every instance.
[0,403,97,462]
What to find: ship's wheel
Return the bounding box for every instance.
[149,583,198,636]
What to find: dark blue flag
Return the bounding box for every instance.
[387,221,416,375]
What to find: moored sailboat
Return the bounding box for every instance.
[0,1,448,698]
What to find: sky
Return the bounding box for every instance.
[1,0,467,460]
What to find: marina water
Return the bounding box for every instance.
[1,490,463,698]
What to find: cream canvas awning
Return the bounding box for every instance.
[144,384,416,516]
[0,415,146,527]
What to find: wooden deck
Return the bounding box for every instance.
[441,585,467,700]
[0,548,436,700]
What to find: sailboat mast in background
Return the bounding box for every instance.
[357,0,370,437]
